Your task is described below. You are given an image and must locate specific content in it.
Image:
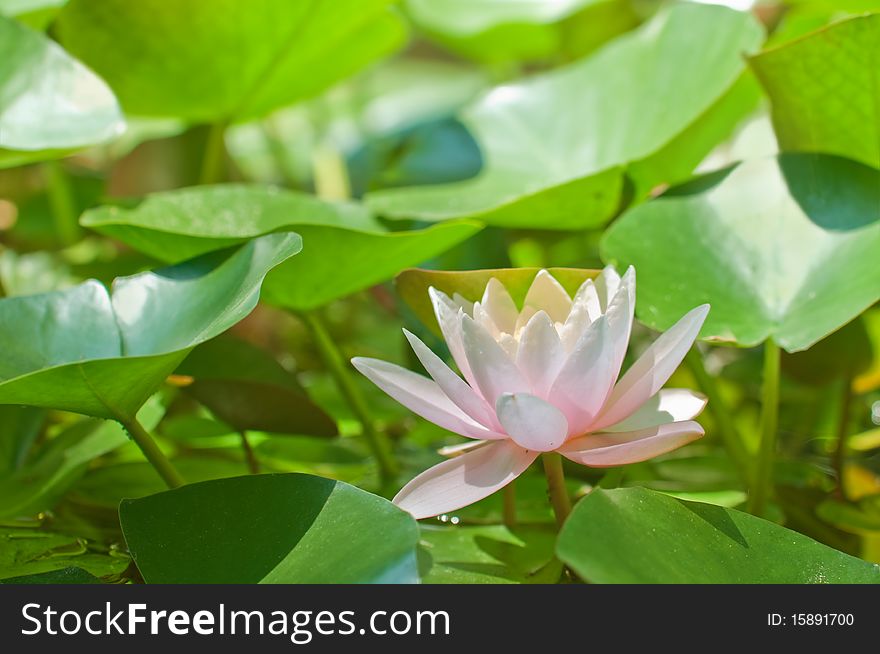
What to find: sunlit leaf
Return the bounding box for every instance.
[367,4,764,229]
[601,154,880,352]
[55,0,406,122]
[120,473,420,583]
[751,14,880,168]
[81,184,481,310]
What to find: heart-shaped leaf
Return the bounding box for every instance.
[367,4,764,229]
[81,184,482,311]
[0,232,301,420]
[55,0,406,122]
[120,473,420,583]
[750,14,880,168]
[176,335,337,436]
[557,487,880,583]
[396,267,598,334]
[601,154,880,352]
[0,14,123,164]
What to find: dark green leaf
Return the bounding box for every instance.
[120,473,420,583]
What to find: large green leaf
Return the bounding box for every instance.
[81,184,481,311]
[396,267,599,334]
[177,335,337,436]
[366,4,764,229]
[55,0,406,122]
[120,473,420,583]
[404,0,638,64]
[557,487,880,583]
[601,154,880,352]
[750,14,880,168]
[0,14,122,162]
[0,233,300,420]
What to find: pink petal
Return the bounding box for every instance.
[594,265,622,310]
[351,357,503,440]
[559,279,600,351]
[559,420,704,467]
[496,393,568,452]
[591,304,709,432]
[515,310,566,398]
[548,316,614,436]
[461,314,530,405]
[605,267,635,385]
[602,389,707,433]
[393,440,538,519]
[523,270,572,323]
[403,329,499,430]
[438,440,486,458]
[429,287,482,395]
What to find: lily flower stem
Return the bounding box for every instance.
[542,452,572,529]
[239,430,260,475]
[748,339,780,516]
[44,160,80,246]
[685,348,750,481]
[119,416,184,489]
[502,482,517,528]
[302,310,398,486]
[832,374,854,496]
[199,121,228,185]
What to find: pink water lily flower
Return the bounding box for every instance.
[352,267,709,519]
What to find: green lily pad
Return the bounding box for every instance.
[557,487,880,583]
[367,4,764,229]
[601,154,880,352]
[81,184,482,311]
[177,335,337,436]
[0,525,129,581]
[419,524,562,584]
[396,267,599,335]
[0,405,44,475]
[55,0,405,122]
[0,232,301,420]
[750,14,880,168]
[120,473,420,583]
[0,566,102,584]
[0,14,122,163]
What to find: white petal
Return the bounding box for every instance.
[496,393,568,452]
[595,265,622,311]
[604,266,636,387]
[591,305,709,431]
[523,270,572,323]
[403,329,499,430]
[602,389,707,432]
[559,278,601,351]
[548,316,614,436]
[515,310,566,398]
[461,314,530,405]
[480,278,518,334]
[452,292,474,317]
[559,420,704,467]
[393,440,538,519]
[351,357,503,440]
[429,287,481,395]
[472,301,501,338]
